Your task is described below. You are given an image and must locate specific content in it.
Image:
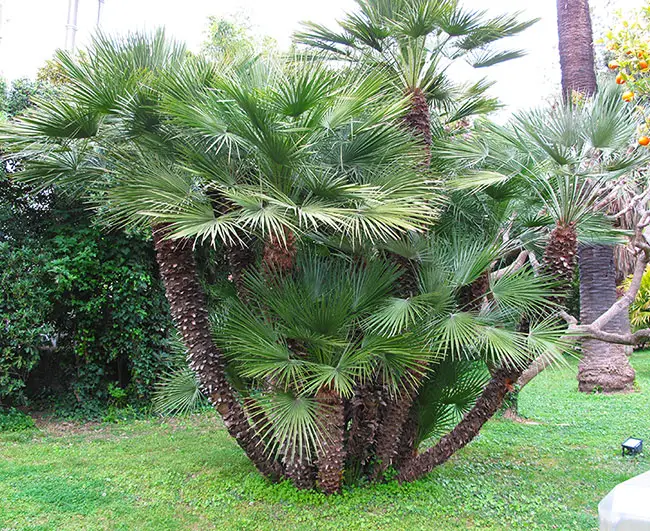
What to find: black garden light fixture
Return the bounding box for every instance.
[622,437,643,457]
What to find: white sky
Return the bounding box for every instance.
[0,0,630,117]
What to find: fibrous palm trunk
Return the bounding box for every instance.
[557,0,634,394]
[503,223,577,417]
[556,0,598,99]
[315,388,346,494]
[404,87,432,165]
[226,239,256,302]
[152,226,282,480]
[371,386,418,479]
[369,85,433,478]
[346,383,381,471]
[577,245,635,392]
[542,223,578,301]
[397,366,521,483]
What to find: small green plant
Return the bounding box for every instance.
[107,383,128,408]
[0,407,36,432]
[621,266,650,333]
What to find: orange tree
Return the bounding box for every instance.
[602,3,650,144]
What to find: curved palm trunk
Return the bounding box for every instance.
[152,226,282,480]
[577,245,635,392]
[397,366,521,483]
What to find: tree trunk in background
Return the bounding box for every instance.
[577,245,635,392]
[556,0,633,394]
[152,227,282,480]
[556,0,598,99]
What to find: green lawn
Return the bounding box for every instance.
[2,355,650,531]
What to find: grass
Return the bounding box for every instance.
[2,355,650,531]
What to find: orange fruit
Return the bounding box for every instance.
[616,74,626,84]
[640,60,649,70]
[609,61,620,70]
[639,51,646,59]
[639,136,650,146]
[623,90,635,102]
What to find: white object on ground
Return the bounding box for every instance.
[599,470,650,530]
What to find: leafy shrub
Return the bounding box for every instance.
[0,408,36,432]
[0,241,54,402]
[0,178,174,412]
[622,266,650,332]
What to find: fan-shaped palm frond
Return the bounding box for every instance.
[295,0,536,119]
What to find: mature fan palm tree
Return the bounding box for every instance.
[295,0,537,159]
[440,83,647,394]
[1,30,433,479]
[556,0,635,393]
[2,31,567,492]
[296,0,538,461]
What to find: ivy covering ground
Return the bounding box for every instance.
[1,354,649,530]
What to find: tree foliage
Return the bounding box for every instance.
[0,21,568,492]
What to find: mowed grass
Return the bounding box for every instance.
[2,354,650,531]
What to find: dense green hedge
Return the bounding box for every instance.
[0,76,177,416]
[0,175,174,415]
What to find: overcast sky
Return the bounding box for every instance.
[0,0,629,117]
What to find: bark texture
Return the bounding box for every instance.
[394,405,419,468]
[459,270,491,311]
[371,389,416,479]
[542,223,578,302]
[262,231,297,274]
[397,366,522,483]
[404,87,432,164]
[391,253,419,298]
[556,0,598,99]
[315,388,346,494]
[152,227,282,480]
[226,239,256,302]
[285,453,317,490]
[346,383,382,469]
[577,245,635,392]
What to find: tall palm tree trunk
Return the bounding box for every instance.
[577,245,635,392]
[556,0,597,99]
[556,0,635,393]
[152,226,282,480]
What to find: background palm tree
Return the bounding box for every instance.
[439,83,647,396]
[295,0,536,159]
[556,0,635,393]
[557,0,598,98]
